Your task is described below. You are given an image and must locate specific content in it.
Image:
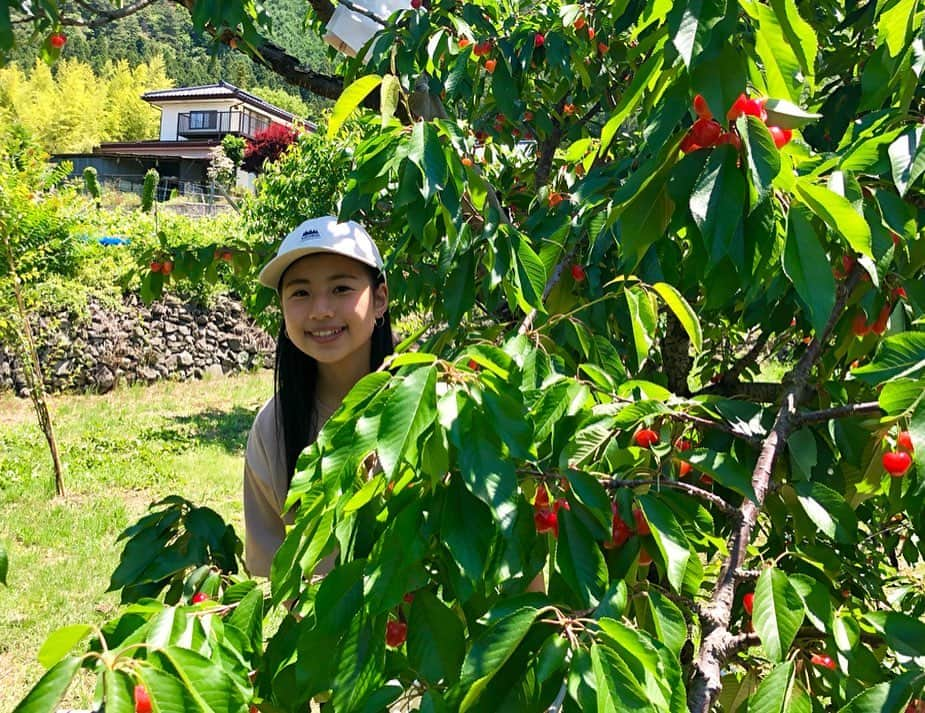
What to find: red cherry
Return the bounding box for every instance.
[634,428,659,448]
[891,231,901,246]
[743,592,754,615]
[726,94,768,122]
[726,94,748,121]
[638,548,652,566]
[571,264,586,282]
[871,304,891,335]
[897,431,914,453]
[403,592,415,603]
[467,358,479,371]
[605,505,632,549]
[716,131,742,150]
[534,484,550,509]
[411,0,422,8]
[191,592,208,604]
[852,311,870,337]
[768,126,792,148]
[484,59,497,73]
[699,474,714,486]
[633,507,650,535]
[587,27,595,39]
[149,261,162,273]
[553,499,570,514]
[574,16,586,30]
[882,451,912,477]
[49,32,67,49]
[458,37,471,49]
[534,509,558,536]
[693,94,712,120]
[678,460,692,477]
[161,260,174,275]
[385,620,407,647]
[680,133,701,154]
[534,32,545,47]
[675,438,693,452]
[810,653,836,671]
[690,118,723,148]
[893,286,907,300]
[134,684,152,713]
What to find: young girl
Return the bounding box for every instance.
[243,216,393,577]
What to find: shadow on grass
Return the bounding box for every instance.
[142,406,256,454]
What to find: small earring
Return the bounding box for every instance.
[375,314,385,327]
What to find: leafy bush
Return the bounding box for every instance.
[140,168,158,212]
[241,123,298,175]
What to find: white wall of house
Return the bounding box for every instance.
[156,98,294,141]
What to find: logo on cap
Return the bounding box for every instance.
[300,229,322,241]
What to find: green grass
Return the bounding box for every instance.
[0,370,273,712]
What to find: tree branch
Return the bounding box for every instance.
[686,267,863,713]
[603,478,739,518]
[795,401,882,424]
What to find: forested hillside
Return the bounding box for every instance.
[5,0,333,110]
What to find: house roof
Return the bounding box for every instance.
[141,80,312,126]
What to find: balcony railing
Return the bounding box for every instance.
[176,110,272,140]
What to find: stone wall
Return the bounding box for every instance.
[0,293,276,396]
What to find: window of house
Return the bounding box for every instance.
[189,111,217,130]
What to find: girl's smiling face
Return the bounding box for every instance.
[280,252,388,372]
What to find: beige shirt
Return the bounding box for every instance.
[243,396,335,577]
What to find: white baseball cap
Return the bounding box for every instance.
[258,216,386,290]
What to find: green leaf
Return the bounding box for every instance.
[364,504,427,615]
[651,282,703,352]
[158,645,248,713]
[763,98,822,130]
[686,448,757,502]
[37,624,93,669]
[864,611,925,656]
[327,75,382,139]
[509,227,547,313]
[407,590,466,685]
[600,51,663,153]
[689,146,747,266]
[331,615,385,712]
[752,1,803,101]
[647,590,687,657]
[837,670,925,713]
[877,0,919,58]
[625,285,657,369]
[377,365,437,478]
[441,476,495,583]
[556,507,609,608]
[459,607,538,710]
[753,568,805,661]
[768,0,817,87]
[852,332,925,384]
[637,494,692,593]
[590,641,657,712]
[746,661,811,713]
[794,481,858,543]
[888,126,925,197]
[794,179,872,257]
[380,74,401,127]
[782,205,837,335]
[878,378,925,414]
[12,655,81,713]
[789,574,833,632]
[739,115,781,203]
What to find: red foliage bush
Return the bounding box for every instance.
[242,123,299,174]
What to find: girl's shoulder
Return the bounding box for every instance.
[250,395,280,443]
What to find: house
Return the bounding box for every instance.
[55,81,314,197]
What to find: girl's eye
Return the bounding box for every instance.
[334,285,354,294]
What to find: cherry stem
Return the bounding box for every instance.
[603,477,738,517]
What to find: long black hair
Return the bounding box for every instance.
[274,266,393,483]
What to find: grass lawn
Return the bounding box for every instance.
[0,369,273,712]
